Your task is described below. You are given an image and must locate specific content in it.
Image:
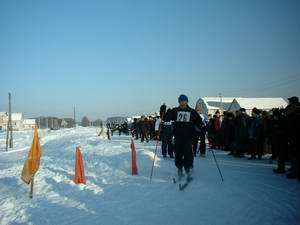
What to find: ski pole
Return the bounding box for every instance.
[210,148,224,182]
[150,139,160,182]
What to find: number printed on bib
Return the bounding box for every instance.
[177,111,191,122]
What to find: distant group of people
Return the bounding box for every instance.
[206,96,300,180]
[106,116,158,142]
[106,122,129,136]
[131,116,157,143]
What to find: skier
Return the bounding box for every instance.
[165,94,203,179]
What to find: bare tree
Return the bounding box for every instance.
[93,119,103,127]
[81,116,90,127]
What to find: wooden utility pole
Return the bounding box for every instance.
[73,105,76,128]
[5,93,13,151]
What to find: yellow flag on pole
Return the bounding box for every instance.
[21,127,42,184]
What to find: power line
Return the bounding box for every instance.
[224,74,300,96]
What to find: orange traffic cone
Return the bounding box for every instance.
[74,147,86,184]
[131,139,138,175]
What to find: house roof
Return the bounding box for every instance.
[106,117,128,124]
[11,113,23,121]
[231,98,288,110]
[198,97,236,110]
[0,112,7,117]
[23,119,36,125]
[61,120,68,125]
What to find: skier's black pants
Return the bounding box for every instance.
[174,138,193,172]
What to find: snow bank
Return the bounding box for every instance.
[0,128,299,225]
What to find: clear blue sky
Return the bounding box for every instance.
[0,0,300,120]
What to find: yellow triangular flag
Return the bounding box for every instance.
[21,127,42,184]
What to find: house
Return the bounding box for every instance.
[228,97,288,115]
[23,119,36,130]
[195,97,235,116]
[0,112,7,130]
[0,112,37,130]
[48,117,60,130]
[11,113,24,130]
[106,117,128,125]
[63,118,76,128]
[195,97,288,116]
[0,112,24,130]
[61,119,68,128]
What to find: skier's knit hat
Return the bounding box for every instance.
[178,94,189,103]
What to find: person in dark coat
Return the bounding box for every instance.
[133,118,140,140]
[140,116,150,143]
[165,94,203,178]
[160,104,167,118]
[207,115,216,149]
[234,108,249,158]
[199,117,208,156]
[192,127,201,157]
[285,96,300,180]
[160,109,174,158]
[248,108,263,160]
[221,111,229,151]
[261,111,273,159]
[271,109,289,174]
[223,112,236,155]
[147,116,154,140]
[214,110,222,149]
[192,113,208,157]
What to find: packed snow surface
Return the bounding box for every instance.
[0,127,299,225]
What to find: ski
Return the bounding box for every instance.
[179,177,193,191]
[172,173,185,184]
[172,177,177,184]
[172,176,182,184]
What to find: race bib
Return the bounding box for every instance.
[177,111,191,122]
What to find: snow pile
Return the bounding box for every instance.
[0,127,300,225]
